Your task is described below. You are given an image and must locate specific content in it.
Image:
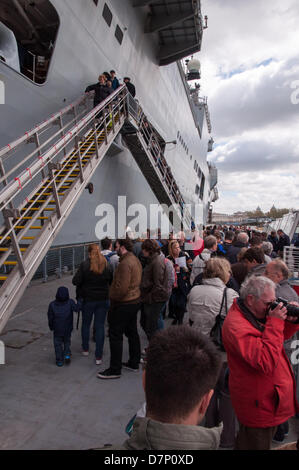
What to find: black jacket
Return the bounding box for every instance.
[72,260,113,302]
[85,82,113,106]
[48,287,77,337]
[223,241,247,265]
[277,234,290,253]
[268,235,279,252]
[125,81,136,97]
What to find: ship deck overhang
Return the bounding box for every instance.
[133,0,203,66]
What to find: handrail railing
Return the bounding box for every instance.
[0,85,127,209]
[125,96,191,226]
[0,92,92,159]
[283,246,299,278]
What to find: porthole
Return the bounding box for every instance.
[103,3,113,27]
[115,25,124,45]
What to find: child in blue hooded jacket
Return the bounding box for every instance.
[47,286,78,366]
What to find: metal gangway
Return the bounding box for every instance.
[0,85,191,333]
[122,95,192,229]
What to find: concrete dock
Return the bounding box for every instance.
[0,274,146,450]
[0,274,298,450]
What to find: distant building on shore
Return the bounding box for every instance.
[211,212,249,224]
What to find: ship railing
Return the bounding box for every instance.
[0,240,95,282]
[34,241,97,283]
[283,246,299,279]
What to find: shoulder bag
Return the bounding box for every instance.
[210,287,228,351]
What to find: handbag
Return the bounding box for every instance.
[210,287,228,351]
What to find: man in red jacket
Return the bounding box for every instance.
[222,275,299,450]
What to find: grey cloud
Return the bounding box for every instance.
[209,57,299,140]
[210,137,299,173]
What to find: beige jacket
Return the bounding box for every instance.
[187,277,239,336]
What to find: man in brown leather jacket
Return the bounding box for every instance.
[97,238,142,379]
[140,239,169,341]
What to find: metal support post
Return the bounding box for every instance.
[3,208,25,277]
[34,132,46,180]
[48,162,62,218]
[76,137,84,183]
[58,116,67,157]
[110,104,115,133]
[93,122,100,159]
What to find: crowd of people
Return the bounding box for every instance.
[85,70,136,108]
[47,224,299,450]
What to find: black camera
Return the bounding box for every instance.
[270,297,299,318]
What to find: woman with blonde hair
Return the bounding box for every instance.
[72,244,112,365]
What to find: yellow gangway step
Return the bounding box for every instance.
[21,207,55,212]
[16,226,42,230]
[0,236,35,241]
[19,217,49,221]
[0,276,8,281]
[4,261,17,266]
[0,247,27,252]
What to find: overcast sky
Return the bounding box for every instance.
[199,0,299,214]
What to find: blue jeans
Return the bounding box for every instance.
[157,303,167,330]
[81,300,109,358]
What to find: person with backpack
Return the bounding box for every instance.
[72,244,112,365]
[100,237,119,274]
[140,239,170,341]
[47,286,78,367]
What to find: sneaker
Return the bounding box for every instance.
[122,362,139,372]
[64,355,71,364]
[141,348,147,357]
[56,361,64,367]
[97,368,121,379]
[140,357,147,365]
[272,426,285,443]
[95,358,102,365]
[82,350,89,357]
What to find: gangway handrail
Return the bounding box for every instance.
[0,92,92,159]
[283,246,299,277]
[0,85,127,208]
[0,101,93,186]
